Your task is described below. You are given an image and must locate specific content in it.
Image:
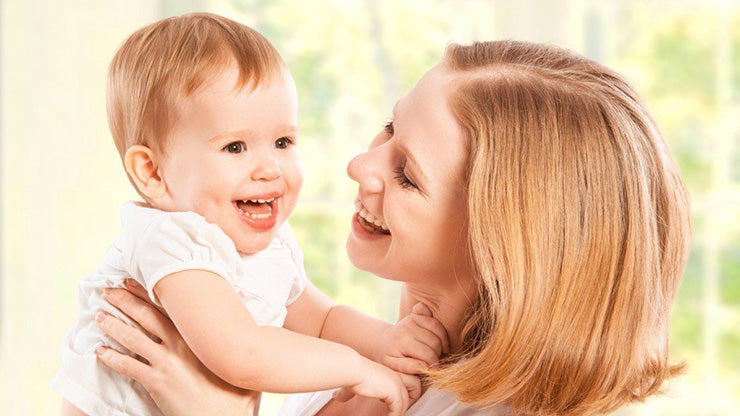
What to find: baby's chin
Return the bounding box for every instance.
[233,233,277,255]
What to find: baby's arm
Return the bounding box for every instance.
[285,287,449,373]
[154,270,407,407]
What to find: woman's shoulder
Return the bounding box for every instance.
[407,388,512,416]
[280,388,512,416]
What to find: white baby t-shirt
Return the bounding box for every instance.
[51,202,308,416]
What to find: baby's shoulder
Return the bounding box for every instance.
[118,201,236,257]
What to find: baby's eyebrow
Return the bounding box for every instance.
[207,125,298,142]
[207,129,252,142]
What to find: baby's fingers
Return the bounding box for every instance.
[400,339,439,367]
[411,307,450,355]
[383,355,428,375]
[332,387,356,402]
[383,384,408,416]
[400,373,422,403]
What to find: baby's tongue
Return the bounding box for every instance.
[237,201,271,215]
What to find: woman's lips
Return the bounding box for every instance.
[354,199,390,234]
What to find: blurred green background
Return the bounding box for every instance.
[1,0,738,414]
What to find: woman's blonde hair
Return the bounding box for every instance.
[427,41,691,416]
[107,12,283,159]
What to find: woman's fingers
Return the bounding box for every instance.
[96,311,161,362]
[104,288,176,345]
[96,345,154,387]
[123,279,150,302]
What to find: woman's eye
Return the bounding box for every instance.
[275,137,293,149]
[393,166,417,190]
[223,142,246,153]
[384,121,394,136]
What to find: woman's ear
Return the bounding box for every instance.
[124,145,167,199]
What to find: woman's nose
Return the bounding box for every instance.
[251,154,282,181]
[347,151,384,193]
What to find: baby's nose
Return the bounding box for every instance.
[251,157,282,181]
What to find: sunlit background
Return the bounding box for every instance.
[1,0,738,414]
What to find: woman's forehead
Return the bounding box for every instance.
[395,66,467,185]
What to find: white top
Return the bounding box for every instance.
[281,388,513,416]
[52,202,308,416]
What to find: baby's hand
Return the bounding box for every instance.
[333,359,413,416]
[373,303,450,375]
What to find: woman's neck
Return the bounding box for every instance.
[398,278,476,354]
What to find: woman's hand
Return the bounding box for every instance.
[95,280,259,416]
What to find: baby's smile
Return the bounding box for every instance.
[234,194,281,231]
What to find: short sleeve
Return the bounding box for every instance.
[276,222,308,305]
[120,204,241,305]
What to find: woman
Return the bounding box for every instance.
[94,40,691,416]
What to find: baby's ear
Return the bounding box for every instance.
[124,145,167,199]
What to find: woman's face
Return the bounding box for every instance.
[346,64,473,284]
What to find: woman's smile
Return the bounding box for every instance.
[354,199,390,234]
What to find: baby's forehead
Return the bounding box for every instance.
[165,64,297,143]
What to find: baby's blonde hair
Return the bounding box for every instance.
[426,41,691,416]
[107,12,284,161]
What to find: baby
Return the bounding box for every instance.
[52,13,446,416]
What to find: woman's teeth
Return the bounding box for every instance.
[354,200,389,232]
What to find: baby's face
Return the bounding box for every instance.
[157,64,302,254]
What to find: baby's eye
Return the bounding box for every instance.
[274,137,294,149]
[223,141,246,153]
[384,121,394,136]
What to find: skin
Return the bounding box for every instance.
[126,63,303,254]
[94,62,480,416]
[346,63,476,353]
[63,62,441,416]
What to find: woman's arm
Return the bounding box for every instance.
[60,399,89,416]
